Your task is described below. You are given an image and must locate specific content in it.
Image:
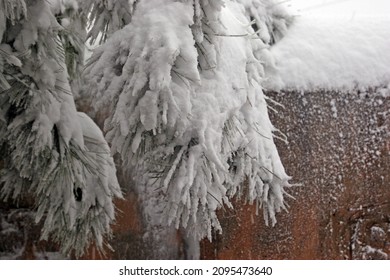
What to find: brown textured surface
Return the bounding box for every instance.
[200,89,390,259]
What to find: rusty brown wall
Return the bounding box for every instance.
[201,89,390,259]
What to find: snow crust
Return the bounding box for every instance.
[266,16,390,91]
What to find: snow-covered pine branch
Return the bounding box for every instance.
[0,0,122,257]
[47,0,88,98]
[79,0,135,45]
[239,0,293,45]
[84,0,291,241]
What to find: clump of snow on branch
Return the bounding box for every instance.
[238,0,293,44]
[0,0,122,256]
[84,0,291,240]
[79,0,134,45]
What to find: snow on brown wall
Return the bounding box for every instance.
[201,88,390,259]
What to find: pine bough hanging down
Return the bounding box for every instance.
[79,0,135,45]
[84,0,292,241]
[0,0,122,256]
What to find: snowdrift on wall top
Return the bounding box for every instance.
[265,16,390,92]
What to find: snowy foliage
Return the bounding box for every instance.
[238,0,293,44]
[80,0,134,45]
[0,0,122,256]
[85,0,291,241]
[47,0,87,97]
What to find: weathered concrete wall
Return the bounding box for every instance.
[201,89,390,259]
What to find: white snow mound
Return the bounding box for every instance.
[266,16,390,91]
